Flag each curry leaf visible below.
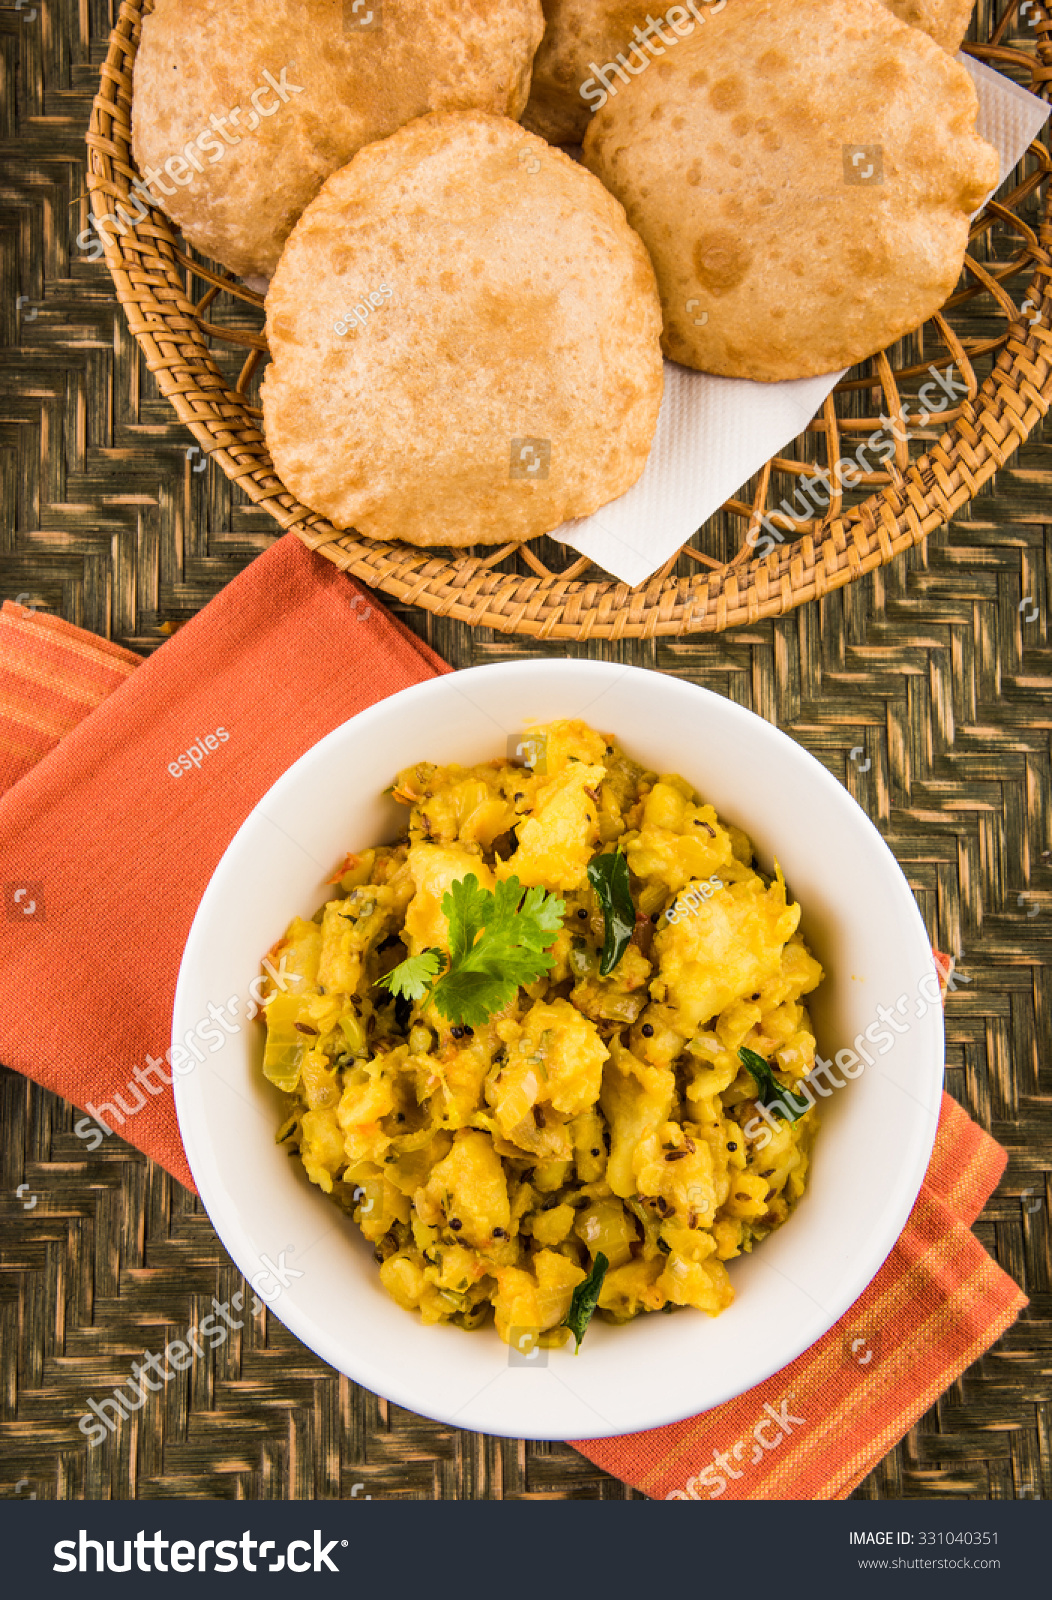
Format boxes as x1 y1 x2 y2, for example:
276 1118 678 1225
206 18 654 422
587 849 635 977
738 1047 811 1122
564 1251 609 1353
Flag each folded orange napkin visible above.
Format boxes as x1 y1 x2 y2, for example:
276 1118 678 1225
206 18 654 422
0 555 1025 1495
0 536 447 1190
573 1093 1026 1498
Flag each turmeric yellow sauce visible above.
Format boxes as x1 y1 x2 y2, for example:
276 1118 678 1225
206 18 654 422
259 719 824 1348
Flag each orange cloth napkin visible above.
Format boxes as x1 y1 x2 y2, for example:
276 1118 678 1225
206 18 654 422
0 551 1025 1495
0 536 447 1191
573 1093 1026 1499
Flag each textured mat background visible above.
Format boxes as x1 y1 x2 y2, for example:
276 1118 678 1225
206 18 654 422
1 0 1050 1500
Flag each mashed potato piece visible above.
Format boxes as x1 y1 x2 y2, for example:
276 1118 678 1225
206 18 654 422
260 721 825 1345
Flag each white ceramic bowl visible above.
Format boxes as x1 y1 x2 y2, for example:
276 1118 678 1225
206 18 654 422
173 661 944 1441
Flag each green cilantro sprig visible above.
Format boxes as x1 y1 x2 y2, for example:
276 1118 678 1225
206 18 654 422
738 1047 812 1122
379 949 444 1002
377 874 565 1029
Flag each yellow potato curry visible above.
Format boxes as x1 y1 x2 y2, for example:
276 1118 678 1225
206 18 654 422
259 719 825 1349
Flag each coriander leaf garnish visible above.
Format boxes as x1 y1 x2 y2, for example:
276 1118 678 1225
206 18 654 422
376 874 565 1029
377 948 445 1003
738 1046 811 1122
587 848 635 976
564 1251 609 1353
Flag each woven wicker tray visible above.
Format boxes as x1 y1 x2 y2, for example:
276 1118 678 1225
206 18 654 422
87 0 1052 639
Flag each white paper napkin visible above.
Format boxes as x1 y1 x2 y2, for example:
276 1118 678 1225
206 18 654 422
558 57 1051 588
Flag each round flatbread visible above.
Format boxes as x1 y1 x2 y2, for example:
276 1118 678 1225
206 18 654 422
582 0 999 382
882 0 975 51
132 0 545 283
522 0 659 147
261 112 665 548
522 0 976 150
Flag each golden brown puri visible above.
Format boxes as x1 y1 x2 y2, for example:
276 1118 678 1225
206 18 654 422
881 0 975 51
522 0 662 147
261 112 665 549
521 0 975 151
582 0 999 383
132 0 545 283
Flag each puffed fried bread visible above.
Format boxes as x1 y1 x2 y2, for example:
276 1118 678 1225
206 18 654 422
261 112 665 547
132 0 545 282
882 0 975 51
582 0 999 382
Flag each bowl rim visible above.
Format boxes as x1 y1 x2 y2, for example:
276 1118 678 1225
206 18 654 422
173 659 944 1439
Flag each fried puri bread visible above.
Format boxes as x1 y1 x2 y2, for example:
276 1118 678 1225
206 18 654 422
882 0 975 51
582 0 999 382
522 0 975 149
522 0 661 147
132 0 545 283
261 112 665 548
